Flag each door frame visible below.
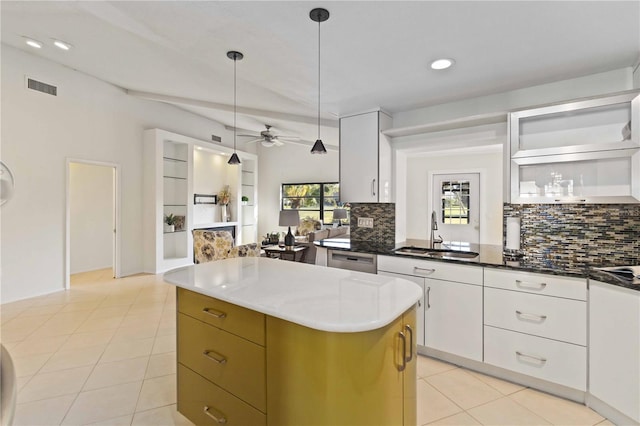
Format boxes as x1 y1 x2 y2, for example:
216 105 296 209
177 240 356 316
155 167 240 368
427 168 487 244
65 158 121 289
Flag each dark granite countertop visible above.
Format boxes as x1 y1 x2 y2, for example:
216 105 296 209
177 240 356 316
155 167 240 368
314 238 639 292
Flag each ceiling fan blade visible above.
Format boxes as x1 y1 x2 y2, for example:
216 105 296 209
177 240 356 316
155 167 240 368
237 134 260 138
244 138 263 144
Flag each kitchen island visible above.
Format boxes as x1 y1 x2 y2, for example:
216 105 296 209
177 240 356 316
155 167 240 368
163 257 422 426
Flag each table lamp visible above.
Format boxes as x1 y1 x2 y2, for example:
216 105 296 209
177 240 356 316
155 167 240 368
333 208 347 226
279 210 300 249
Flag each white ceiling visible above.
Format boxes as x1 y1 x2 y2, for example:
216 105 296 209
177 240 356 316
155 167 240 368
2 1 639 147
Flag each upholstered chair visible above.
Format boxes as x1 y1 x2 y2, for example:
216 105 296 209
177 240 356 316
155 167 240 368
193 230 260 264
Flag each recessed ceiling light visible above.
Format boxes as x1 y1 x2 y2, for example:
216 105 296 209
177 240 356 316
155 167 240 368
25 38 43 49
431 58 455 70
53 40 72 51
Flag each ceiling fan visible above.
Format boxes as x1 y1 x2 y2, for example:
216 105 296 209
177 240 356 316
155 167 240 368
237 125 301 147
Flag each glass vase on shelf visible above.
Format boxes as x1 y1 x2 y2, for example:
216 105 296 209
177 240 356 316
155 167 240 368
221 204 230 222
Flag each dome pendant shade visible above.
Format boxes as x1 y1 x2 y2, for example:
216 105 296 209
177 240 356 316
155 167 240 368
311 139 327 154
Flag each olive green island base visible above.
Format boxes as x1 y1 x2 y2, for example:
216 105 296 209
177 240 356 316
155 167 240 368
176 288 417 426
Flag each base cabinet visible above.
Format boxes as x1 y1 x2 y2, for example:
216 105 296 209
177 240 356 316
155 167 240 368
424 278 483 361
177 288 416 426
377 255 483 362
589 281 640 423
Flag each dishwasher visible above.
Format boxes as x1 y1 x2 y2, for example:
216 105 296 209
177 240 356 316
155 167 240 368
327 249 377 274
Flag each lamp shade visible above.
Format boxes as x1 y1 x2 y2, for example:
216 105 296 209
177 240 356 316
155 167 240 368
279 210 300 227
333 208 347 220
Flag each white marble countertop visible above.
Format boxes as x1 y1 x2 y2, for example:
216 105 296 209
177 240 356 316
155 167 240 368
163 257 422 333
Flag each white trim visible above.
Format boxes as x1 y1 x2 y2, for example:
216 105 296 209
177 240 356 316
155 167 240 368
65 158 121 289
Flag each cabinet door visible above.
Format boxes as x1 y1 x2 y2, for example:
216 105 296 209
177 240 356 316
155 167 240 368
340 112 380 203
378 271 425 346
589 281 640 422
424 278 483 361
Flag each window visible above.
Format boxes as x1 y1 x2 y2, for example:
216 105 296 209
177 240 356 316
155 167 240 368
281 182 343 223
441 180 470 224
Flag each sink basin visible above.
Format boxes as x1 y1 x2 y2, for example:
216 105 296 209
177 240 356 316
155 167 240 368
393 246 479 259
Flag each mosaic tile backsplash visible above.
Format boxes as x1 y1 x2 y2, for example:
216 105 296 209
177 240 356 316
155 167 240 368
504 203 640 270
349 203 396 245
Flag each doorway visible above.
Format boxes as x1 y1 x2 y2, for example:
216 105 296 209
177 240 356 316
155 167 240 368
430 173 480 244
65 159 120 289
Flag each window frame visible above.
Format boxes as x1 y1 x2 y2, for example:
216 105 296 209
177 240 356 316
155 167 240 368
280 182 340 223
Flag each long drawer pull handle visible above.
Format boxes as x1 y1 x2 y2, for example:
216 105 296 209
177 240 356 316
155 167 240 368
426 287 431 309
202 308 227 319
515 310 548 321
203 350 227 364
516 351 547 363
515 280 547 290
404 325 414 363
398 331 407 372
203 406 227 424
414 267 435 275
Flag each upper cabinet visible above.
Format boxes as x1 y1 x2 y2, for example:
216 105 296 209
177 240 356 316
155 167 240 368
508 91 640 203
340 110 393 203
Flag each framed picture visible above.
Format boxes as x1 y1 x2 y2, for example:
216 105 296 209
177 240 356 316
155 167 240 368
173 215 185 231
194 194 217 204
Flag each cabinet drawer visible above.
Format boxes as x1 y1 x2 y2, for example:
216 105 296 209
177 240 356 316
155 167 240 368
177 288 265 345
484 268 586 301
378 255 482 285
484 287 586 346
484 326 586 391
178 313 266 412
178 364 266 426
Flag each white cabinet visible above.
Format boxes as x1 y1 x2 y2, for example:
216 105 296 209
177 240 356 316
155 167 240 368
377 255 483 361
424 277 483 361
483 269 587 391
508 91 640 203
378 271 425 347
339 110 392 203
588 281 640 423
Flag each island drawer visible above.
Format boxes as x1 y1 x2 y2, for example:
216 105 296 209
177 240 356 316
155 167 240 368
178 312 266 412
178 364 266 425
484 269 586 301
484 325 586 391
484 287 586 346
378 255 482 285
177 288 265 346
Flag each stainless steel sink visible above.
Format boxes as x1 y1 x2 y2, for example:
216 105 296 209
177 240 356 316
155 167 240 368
393 246 479 259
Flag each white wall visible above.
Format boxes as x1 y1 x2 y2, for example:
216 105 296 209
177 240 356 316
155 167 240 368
257 144 338 239
1 46 235 303
405 150 503 246
193 150 239 226
70 162 113 274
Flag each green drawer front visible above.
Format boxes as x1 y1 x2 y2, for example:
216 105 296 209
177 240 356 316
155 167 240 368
178 364 266 426
178 312 266 412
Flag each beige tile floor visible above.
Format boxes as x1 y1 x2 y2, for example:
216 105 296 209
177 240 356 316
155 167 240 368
0 269 611 426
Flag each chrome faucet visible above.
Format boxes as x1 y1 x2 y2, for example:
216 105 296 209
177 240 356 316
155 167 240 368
430 210 443 249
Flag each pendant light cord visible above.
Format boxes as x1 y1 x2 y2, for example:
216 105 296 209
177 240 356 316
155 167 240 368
317 19 321 140
233 56 237 152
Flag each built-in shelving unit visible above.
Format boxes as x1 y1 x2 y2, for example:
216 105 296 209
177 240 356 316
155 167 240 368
143 129 258 273
240 160 258 245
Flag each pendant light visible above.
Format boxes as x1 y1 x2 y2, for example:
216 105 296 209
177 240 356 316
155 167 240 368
310 8 329 155
227 50 243 165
